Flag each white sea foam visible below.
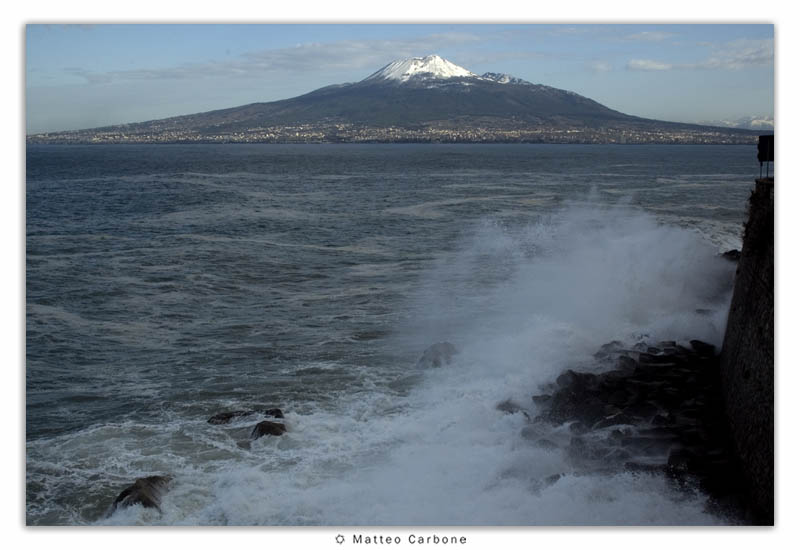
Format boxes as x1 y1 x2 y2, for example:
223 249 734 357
69 203 736 526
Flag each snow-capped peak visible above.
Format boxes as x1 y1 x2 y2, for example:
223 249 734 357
481 72 529 85
363 55 478 83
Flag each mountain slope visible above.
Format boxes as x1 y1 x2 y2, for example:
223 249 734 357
27 54 763 144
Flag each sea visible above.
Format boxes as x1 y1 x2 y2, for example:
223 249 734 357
26 143 757 526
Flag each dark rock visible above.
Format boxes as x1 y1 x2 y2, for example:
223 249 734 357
530 334 754 522
608 389 630 407
263 408 285 419
667 448 696 472
651 413 674 426
569 421 590 435
109 475 172 514
593 340 624 359
544 473 563 486
556 370 578 388
605 448 633 461
251 420 287 439
721 249 741 262
208 408 284 425
496 399 530 419
531 394 552 406
638 353 679 365
592 412 636 430
556 370 597 390
607 428 633 441
689 340 716 357
623 402 659 419
548 392 605 425
416 342 457 368
616 355 638 371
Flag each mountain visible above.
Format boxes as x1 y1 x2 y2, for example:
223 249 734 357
27 54 764 145
698 115 774 131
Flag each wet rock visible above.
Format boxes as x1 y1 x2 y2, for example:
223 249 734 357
496 399 530 419
651 413 674 426
547 391 605 425
531 394 552 406
416 342 457 368
208 408 284 425
592 412 636 430
109 475 172 514
632 342 650 352
608 389 630 407
623 402 659 419
616 355 638 371
689 340 716 357
593 340 624 359
544 473 563 486
722 249 741 262
556 370 597 390
605 448 633 461
251 420 287 439
638 353 679 365
569 421 590 435
531 338 751 521
667 448 696 472
607 428 633 441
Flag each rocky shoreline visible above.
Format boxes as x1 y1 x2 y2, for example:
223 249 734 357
509 338 754 523
108 329 755 524
107 336 753 522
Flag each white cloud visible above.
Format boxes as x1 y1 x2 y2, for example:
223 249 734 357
63 32 485 85
699 38 773 70
624 31 675 42
626 38 773 72
589 60 613 73
626 59 672 71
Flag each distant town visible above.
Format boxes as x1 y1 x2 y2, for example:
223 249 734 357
27 122 759 145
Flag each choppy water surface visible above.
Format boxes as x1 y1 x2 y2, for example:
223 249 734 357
26 144 755 525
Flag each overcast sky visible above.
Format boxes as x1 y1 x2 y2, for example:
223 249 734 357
25 23 774 133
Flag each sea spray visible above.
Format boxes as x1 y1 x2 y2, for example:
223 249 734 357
92 203 734 525
27 144 752 525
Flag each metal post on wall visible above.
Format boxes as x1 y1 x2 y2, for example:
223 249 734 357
758 135 774 179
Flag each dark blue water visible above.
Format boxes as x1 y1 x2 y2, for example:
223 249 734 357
26 144 755 525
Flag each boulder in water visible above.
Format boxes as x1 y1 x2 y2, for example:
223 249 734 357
208 408 284 425
496 399 530 419
109 475 171 514
416 342 457 368
593 340 625 360
251 420 287 439
721 249 741 262
689 339 716 357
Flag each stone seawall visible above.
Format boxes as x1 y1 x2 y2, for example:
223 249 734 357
720 178 774 524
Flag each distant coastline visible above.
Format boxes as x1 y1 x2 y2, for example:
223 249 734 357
26 125 762 146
